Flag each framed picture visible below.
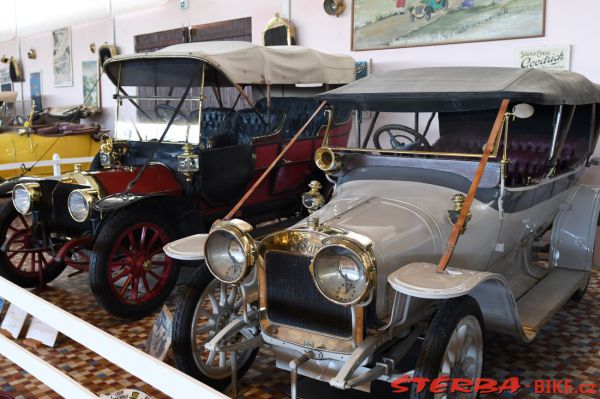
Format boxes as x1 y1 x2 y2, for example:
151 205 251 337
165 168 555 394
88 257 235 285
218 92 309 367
0 68 10 86
352 0 546 50
29 72 43 111
1 83 12 92
52 27 73 87
82 60 99 107
355 59 371 80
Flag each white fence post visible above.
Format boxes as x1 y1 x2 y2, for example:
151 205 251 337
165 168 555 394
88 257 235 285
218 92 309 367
52 153 61 176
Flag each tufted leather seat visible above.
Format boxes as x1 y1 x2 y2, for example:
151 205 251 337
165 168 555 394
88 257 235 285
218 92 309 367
233 109 285 144
257 98 352 140
432 132 588 186
196 108 235 148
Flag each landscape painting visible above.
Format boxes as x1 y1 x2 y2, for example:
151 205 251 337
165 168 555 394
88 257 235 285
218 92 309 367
352 0 545 50
52 27 72 87
82 60 99 107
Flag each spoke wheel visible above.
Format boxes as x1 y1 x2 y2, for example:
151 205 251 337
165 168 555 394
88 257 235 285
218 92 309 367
173 265 258 390
108 222 173 304
90 207 180 319
411 296 484 399
63 244 92 270
0 202 66 287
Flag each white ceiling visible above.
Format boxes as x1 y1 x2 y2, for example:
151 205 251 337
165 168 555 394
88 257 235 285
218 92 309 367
0 0 170 41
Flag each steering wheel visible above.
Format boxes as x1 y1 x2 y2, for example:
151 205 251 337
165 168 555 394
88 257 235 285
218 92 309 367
373 124 431 151
154 104 189 124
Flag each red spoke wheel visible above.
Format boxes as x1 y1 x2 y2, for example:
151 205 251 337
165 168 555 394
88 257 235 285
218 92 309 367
89 206 180 319
0 202 66 288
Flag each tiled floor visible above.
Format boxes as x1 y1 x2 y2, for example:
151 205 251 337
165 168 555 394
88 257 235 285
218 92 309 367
0 268 598 399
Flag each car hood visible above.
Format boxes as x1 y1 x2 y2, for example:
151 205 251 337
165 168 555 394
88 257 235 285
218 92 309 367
295 193 443 318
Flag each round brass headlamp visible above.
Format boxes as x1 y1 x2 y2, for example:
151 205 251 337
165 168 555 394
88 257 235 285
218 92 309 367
310 237 376 306
68 189 98 222
315 147 342 173
204 219 256 284
12 182 41 214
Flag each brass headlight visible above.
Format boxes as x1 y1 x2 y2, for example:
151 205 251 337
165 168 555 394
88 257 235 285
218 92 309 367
68 189 98 222
310 236 376 306
12 182 41 214
204 219 256 284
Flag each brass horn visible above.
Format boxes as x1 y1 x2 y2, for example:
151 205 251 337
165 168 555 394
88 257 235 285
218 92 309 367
315 147 342 173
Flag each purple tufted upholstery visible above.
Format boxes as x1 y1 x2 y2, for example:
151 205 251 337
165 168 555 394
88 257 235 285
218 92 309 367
432 133 588 186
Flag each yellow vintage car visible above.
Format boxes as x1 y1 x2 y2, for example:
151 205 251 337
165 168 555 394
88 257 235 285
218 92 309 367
0 94 101 179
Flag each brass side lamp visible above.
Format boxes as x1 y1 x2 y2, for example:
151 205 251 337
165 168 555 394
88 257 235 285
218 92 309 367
177 143 199 181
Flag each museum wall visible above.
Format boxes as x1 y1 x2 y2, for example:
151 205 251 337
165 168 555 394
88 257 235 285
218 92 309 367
0 0 598 163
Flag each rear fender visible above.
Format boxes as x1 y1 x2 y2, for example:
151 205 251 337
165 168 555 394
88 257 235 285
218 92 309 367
388 262 529 341
550 184 600 271
95 194 206 239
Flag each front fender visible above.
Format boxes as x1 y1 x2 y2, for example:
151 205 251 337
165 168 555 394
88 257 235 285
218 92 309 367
94 194 206 239
93 193 154 212
388 262 530 341
0 176 52 198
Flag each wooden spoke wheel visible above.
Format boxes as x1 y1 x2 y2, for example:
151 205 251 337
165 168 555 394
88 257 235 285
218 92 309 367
0 203 66 288
89 207 180 319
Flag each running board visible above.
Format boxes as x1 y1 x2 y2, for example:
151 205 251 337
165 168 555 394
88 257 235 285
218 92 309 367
516 268 587 340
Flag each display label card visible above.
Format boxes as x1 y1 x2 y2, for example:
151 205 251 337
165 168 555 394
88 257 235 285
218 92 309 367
25 316 59 347
146 305 173 361
517 45 571 71
0 303 28 338
100 389 151 399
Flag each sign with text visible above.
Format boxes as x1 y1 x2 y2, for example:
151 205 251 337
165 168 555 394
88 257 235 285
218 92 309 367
1 303 27 338
518 45 571 71
25 317 59 347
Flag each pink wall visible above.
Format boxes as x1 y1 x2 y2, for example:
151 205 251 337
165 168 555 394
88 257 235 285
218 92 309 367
0 0 598 155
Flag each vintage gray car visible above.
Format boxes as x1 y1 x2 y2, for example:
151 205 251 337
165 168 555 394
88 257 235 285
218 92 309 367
164 67 600 398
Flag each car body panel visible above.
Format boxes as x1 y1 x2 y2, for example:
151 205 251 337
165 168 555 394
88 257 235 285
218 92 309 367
0 130 100 179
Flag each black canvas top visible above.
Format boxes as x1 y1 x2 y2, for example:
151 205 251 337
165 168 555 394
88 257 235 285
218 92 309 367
318 67 600 112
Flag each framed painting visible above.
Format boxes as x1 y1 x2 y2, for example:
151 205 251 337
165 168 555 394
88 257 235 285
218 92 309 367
52 27 73 87
352 0 546 50
29 72 42 111
82 60 99 107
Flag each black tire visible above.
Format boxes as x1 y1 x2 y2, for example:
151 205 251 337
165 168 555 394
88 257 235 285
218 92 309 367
0 202 66 287
571 275 589 301
89 206 181 319
172 265 258 390
411 296 484 399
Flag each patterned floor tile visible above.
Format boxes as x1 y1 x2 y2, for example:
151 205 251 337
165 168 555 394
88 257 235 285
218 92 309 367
0 268 597 399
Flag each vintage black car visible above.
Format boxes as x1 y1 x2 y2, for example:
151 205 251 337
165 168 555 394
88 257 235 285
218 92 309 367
0 41 354 319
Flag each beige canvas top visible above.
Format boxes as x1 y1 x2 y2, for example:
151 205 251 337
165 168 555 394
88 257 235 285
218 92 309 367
0 91 18 103
105 41 355 86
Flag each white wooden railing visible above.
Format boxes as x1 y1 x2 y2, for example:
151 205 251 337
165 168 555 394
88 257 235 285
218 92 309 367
0 276 228 399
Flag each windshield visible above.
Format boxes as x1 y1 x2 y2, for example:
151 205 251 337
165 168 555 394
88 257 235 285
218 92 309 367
339 106 554 159
115 85 203 144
